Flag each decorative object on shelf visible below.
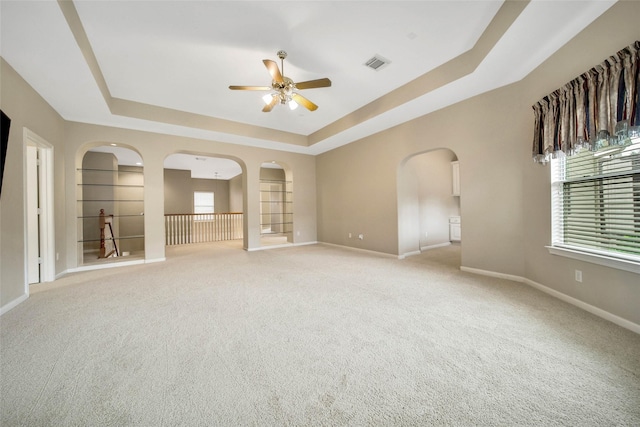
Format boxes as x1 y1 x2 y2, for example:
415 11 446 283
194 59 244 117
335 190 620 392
229 50 331 112
98 209 119 258
532 40 639 164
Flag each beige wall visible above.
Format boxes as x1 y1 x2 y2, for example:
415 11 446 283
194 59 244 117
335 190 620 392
192 178 230 213
0 58 66 311
318 81 527 269
164 168 232 214
229 175 243 212
316 1 640 325
317 138 403 254
260 167 285 181
164 169 192 214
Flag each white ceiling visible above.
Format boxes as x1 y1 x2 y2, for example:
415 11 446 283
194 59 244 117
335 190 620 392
0 0 616 178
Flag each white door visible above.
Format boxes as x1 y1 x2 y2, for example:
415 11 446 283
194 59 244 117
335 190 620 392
26 145 40 284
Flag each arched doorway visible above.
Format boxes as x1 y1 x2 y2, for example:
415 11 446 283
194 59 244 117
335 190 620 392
163 153 245 249
398 148 461 259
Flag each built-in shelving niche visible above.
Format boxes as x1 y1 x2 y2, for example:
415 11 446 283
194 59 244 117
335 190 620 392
259 163 293 246
77 150 145 266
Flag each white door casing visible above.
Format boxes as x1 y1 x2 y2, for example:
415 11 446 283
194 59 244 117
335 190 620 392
23 128 55 292
26 145 40 283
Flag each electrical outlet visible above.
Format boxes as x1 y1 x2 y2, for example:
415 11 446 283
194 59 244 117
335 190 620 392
575 270 582 282
348 233 352 238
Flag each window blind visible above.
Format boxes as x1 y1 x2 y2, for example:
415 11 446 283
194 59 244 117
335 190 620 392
194 191 214 214
552 148 640 258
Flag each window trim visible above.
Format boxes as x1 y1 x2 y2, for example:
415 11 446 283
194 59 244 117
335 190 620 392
549 153 640 275
193 191 214 214
546 245 640 274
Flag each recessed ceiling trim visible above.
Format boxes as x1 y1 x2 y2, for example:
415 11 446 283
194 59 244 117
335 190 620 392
57 0 112 104
41 0 615 158
57 0 307 147
109 97 307 146
308 0 530 146
55 0 522 151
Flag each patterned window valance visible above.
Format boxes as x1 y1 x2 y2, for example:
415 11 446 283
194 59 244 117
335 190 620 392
532 41 639 163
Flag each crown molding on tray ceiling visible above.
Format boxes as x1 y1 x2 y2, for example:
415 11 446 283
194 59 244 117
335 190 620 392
57 0 527 154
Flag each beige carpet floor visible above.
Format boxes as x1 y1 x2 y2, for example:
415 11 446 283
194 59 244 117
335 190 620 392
1 242 639 426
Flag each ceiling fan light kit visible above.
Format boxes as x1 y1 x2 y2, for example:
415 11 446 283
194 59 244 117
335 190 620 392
229 50 331 112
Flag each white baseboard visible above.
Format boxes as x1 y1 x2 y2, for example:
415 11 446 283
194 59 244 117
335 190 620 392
294 241 318 247
522 277 640 335
460 266 640 335
319 242 397 258
400 242 453 259
420 242 452 252
460 266 523 283
398 250 421 260
67 259 146 273
0 293 29 316
66 256 167 273
51 256 166 278
247 241 318 252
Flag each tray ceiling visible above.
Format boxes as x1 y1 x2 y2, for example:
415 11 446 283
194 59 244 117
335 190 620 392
1 1 616 157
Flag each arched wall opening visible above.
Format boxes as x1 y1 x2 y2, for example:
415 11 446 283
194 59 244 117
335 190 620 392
398 148 461 259
163 152 246 249
76 143 145 266
259 161 293 247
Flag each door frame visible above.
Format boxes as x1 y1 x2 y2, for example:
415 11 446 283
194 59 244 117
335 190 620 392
23 128 55 292
26 145 40 283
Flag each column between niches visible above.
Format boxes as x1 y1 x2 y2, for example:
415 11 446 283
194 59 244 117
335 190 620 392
142 156 166 262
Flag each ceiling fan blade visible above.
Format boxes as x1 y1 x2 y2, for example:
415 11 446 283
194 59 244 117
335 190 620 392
262 95 279 112
292 93 318 111
263 59 284 84
229 85 271 91
295 78 332 90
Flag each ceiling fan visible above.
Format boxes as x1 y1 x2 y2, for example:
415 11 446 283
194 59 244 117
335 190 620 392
229 50 331 112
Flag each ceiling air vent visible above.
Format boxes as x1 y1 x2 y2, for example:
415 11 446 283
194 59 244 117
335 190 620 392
364 55 390 71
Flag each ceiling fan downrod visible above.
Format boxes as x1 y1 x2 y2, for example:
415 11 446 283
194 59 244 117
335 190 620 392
277 50 287 77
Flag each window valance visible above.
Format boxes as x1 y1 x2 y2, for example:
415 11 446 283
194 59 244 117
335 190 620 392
532 41 639 164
